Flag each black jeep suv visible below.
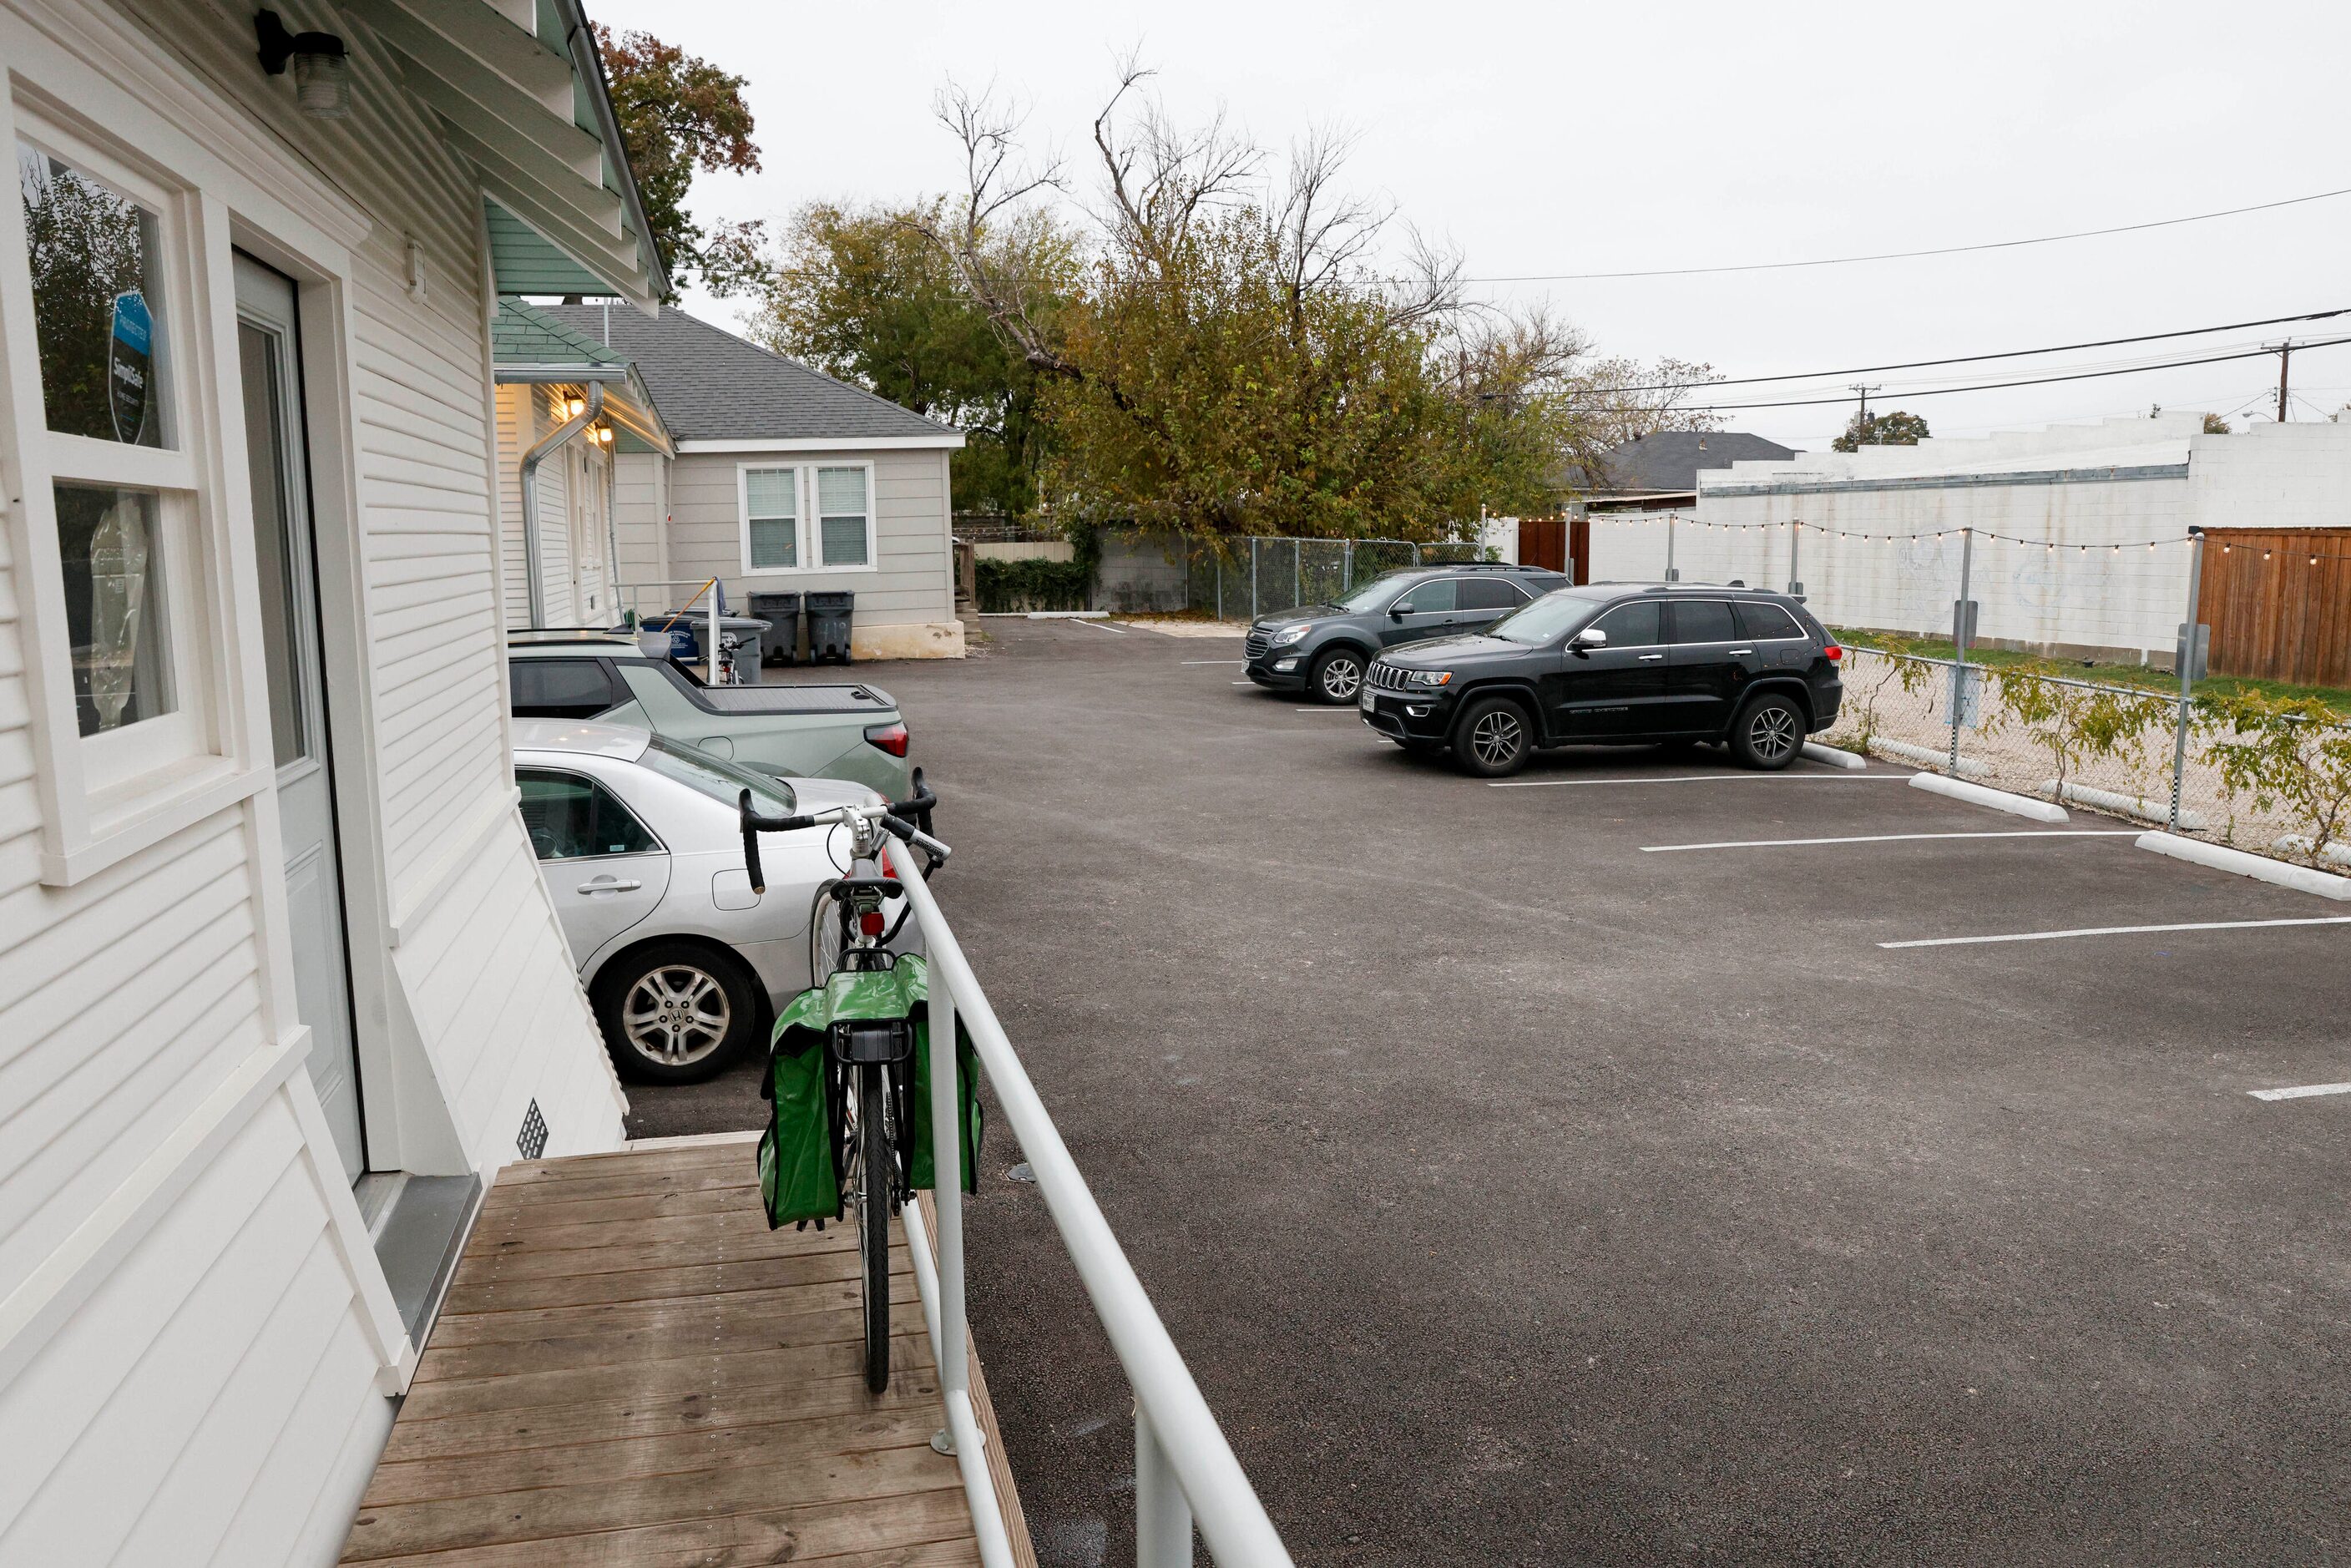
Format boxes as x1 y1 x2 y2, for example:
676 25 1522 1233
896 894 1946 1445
1244 562 1570 704
1358 584 1844 776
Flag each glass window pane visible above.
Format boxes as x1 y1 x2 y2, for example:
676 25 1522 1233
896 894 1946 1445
749 517 797 569
820 514 868 566
18 143 170 447
509 658 617 717
518 771 596 859
1736 600 1805 640
816 466 867 517
239 322 305 768
1591 600 1660 645
1394 579 1455 614
745 468 795 519
55 483 174 736
1669 599 1737 644
1457 578 1526 611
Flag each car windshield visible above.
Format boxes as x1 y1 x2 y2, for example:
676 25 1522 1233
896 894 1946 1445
1488 590 1607 645
640 734 796 817
1336 572 1417 613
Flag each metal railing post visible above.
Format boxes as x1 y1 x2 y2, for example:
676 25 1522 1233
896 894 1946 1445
1342 538 1353 592
1136 1406 1195 1568
931 981 968 1400
1292 539 1302 609
2170 529 2207 831
1949 526 1974 775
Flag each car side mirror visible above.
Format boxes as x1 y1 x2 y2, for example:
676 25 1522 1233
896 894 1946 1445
1571 626 1607 649
1388 604 1410 620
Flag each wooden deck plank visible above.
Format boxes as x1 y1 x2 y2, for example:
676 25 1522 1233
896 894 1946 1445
344 1147 1001 1567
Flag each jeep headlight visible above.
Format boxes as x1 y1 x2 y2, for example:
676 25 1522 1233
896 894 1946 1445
1270 624 1312 646
1407 670 1454 686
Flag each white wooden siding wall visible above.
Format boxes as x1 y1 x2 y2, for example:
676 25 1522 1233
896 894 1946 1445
613 448 667 599
0 0 626 1560
666 448 952 624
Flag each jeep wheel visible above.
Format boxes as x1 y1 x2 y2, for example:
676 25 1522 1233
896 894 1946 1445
1452 695 1532 777
1730 693 1804 771
1309 647 1366 705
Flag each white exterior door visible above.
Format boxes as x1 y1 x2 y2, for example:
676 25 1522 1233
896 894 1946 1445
235 254 365 1183
573 442 609 624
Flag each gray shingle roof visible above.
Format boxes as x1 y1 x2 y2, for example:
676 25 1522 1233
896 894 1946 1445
493 299 624 367
1600 431 1795 493
538 303 957 444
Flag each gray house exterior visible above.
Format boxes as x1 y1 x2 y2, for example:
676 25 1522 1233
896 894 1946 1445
542 305 966 659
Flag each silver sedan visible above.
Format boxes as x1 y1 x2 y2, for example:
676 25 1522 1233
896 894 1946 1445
513 718 897 1081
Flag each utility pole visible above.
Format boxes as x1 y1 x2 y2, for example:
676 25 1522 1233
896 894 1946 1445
1849 383 1883 444
2273 341 2294 423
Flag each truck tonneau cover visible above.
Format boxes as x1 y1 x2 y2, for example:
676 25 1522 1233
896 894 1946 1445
690 682 897 716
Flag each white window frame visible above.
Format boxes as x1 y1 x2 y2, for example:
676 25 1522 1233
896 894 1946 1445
0 101 251 883
736 458 877 576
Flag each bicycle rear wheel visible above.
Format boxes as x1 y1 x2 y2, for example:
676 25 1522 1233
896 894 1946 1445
855 1060 891 1393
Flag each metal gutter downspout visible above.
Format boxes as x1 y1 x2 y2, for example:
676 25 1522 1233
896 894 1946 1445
520 382 600 629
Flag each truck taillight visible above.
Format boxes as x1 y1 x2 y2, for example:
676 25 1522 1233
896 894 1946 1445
863 721 908 756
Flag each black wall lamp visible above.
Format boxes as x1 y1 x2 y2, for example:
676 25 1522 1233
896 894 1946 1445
255 10 351 119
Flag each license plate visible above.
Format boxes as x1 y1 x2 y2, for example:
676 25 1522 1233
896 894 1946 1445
1358 690 1374 712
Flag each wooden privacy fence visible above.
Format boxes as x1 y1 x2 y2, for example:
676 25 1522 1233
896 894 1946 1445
2198 528 2351 687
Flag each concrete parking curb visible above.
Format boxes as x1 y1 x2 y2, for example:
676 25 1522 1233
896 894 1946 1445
1801 742 1866 770
1909 771 2070 823
2136 831 2351 901
1871 738 1990 778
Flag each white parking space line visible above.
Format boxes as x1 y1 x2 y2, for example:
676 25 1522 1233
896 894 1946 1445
1882 915 2351 949
1642 830 2142 853
1489 772 1913 788
2248 1081 2351 1101
1183 659 1246 665
1069 618 1126 634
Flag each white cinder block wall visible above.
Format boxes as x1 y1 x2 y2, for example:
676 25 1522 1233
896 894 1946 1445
1587 415 2351 660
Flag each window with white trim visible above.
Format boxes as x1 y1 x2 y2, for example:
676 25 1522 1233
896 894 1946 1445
743 465 796 569
738 461 876 574
11 125 215 797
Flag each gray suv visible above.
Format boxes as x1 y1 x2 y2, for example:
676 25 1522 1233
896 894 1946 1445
1243 562 1570 703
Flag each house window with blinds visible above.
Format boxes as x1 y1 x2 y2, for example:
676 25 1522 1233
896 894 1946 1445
742 466 797 570
816 466 872 567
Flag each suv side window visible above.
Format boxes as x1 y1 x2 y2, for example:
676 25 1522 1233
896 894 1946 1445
1667 600 1737 644
1392 579 1456 615
1735 600 1806 640
511 658 619 719
1589 600 1661 646
518 769 660 860
1457 578 1530 612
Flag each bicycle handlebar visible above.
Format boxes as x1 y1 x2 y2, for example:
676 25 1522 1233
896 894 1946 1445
739 773 948 894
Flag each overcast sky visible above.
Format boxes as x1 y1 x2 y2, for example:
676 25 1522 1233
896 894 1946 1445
591 0 2351 452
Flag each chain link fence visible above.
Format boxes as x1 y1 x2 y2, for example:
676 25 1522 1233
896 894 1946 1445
1822 648 2351 869
1181 536 1492 620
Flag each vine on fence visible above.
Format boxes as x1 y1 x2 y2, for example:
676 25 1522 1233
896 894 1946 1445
1839 640 1934 752
974 527 1101 612
1992 665 2175 794
2197 693 2351 866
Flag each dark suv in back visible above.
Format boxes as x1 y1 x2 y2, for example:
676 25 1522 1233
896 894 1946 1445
1243 561 1570 703
1358 584 1844 776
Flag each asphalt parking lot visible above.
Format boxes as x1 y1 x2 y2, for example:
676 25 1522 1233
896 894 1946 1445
630 617 2351 1566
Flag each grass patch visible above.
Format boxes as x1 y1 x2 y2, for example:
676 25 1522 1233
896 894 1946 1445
1833 629 2351 716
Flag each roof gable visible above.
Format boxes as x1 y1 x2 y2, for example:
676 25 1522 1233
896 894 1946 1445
538 304 961 445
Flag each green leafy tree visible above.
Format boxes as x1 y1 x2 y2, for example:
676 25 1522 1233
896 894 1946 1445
595 26 764 298
1832 408 1929 453
909 68 1575 542
752 200 1076 513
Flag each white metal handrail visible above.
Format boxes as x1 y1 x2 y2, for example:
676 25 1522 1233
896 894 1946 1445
882 841 1295 1568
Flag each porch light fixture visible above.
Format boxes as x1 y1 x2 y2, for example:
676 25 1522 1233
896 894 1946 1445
565 395 586 418
255 10 351 119
595 424 615 445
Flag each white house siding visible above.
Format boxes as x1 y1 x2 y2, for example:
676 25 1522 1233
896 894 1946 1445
495 382 614 631
1588 415 2351 660
613 447 669 599
666 448 958 650
0 1 628 1562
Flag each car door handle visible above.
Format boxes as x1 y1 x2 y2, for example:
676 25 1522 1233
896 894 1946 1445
1727 647 1754 656
577 878 642 893
1638 653 1665 662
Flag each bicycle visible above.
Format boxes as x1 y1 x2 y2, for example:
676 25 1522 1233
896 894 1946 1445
741 774 952 1393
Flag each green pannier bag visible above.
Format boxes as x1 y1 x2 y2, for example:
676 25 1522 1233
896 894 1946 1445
757 952 982 1229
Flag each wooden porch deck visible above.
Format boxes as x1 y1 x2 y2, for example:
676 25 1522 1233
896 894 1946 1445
339 1136 1031 1567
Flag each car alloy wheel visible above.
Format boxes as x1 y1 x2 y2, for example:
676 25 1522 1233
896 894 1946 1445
1470 707 1524 768
1316 650 1364 703
1746 702 1800 764
621 963 732 1067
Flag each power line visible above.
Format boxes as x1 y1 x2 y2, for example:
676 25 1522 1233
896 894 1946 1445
1672 334 2351 412
1458 185 2351 284
1593 306 2351 394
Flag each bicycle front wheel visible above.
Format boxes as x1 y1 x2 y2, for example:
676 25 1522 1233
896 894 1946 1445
855 1060 892 1393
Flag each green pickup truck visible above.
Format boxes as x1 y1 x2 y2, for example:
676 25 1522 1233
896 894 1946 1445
504 630 912 797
